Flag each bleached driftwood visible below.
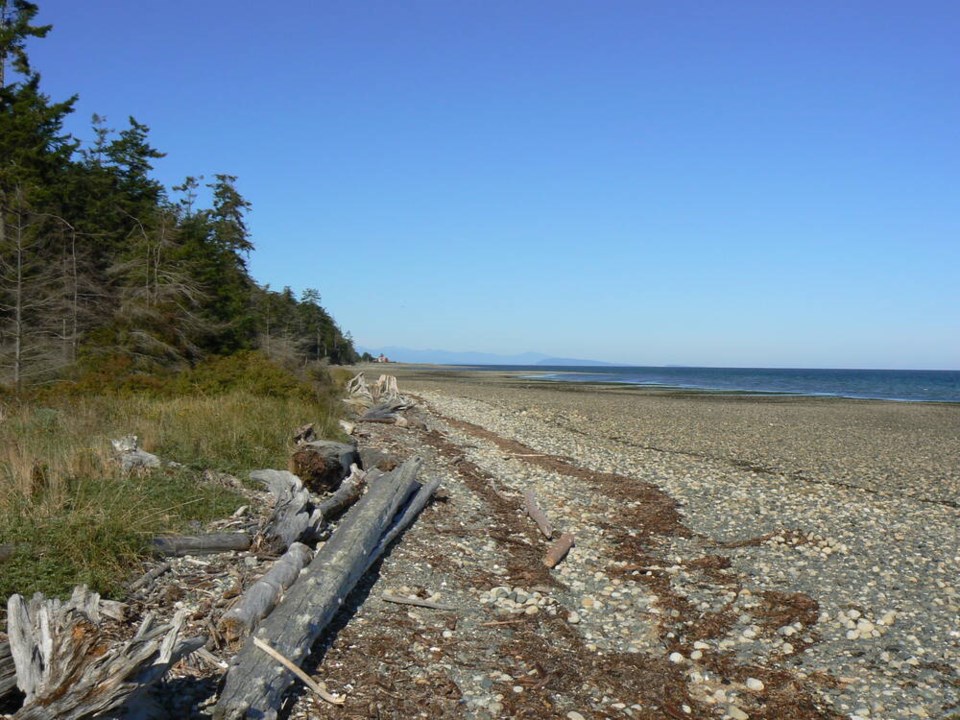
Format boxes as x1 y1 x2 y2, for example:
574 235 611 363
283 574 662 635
255 464 367 553
345 372 371 400
288 440 359 493
543 532 575 568
359 399 413 424
371 374 400 402
523 490 554 539
151 532 252 556
315 464 367 522
111 435 162 472
7 586 203 719
213 458 438 720
252 469 315 553
218 542 313 646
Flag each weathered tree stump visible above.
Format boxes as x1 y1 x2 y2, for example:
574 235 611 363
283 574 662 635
6 586 203 719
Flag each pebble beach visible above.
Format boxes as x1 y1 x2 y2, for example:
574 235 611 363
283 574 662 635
386 365 960 719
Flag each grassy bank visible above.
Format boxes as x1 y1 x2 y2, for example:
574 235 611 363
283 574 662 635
0 354 348 603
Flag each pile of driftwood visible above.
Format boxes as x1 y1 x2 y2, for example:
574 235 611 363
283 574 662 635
0 376 440 719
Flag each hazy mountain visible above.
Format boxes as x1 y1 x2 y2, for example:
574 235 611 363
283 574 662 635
358 346 612 366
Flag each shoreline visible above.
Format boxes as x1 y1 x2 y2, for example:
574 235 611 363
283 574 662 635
368 362 960 406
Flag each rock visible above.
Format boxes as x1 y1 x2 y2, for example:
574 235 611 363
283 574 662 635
567 712 586 720
567 611 581 624
746 677 764 692
728 705 750 720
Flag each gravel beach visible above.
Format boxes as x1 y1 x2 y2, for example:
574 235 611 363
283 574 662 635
99 364 958 719
379 364 960 719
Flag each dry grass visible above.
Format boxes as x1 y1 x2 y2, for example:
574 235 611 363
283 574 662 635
0 377 346 604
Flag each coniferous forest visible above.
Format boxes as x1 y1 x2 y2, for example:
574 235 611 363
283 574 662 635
0 1 358 394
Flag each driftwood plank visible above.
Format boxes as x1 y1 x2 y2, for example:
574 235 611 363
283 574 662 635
213 458 428 720
218 542 314 646
523 489 554 539
151 532 252 556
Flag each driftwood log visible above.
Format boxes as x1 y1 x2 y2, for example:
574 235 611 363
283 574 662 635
6 586 203 719
543 532 575 568
359 399 412 424
213 458 437 720
523 490 554 539
255 464 366 553
288 440 359 493
218 542 313 646
252 469 315 552
151 532 252 557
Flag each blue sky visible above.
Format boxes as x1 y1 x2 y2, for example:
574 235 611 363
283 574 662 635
28 1 960 369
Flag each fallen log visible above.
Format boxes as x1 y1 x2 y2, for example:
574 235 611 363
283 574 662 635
523 489 554 539
213 457 434 720
151 532 252 556
288 440 359 493
315 465 367 522
218 542 314 646
359 399 412 424
7 586 203 719
543 532 575 568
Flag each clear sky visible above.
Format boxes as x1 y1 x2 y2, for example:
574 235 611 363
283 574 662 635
27 1 960 369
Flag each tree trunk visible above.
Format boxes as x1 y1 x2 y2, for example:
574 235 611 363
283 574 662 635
151 532 252 556
213 458 431 720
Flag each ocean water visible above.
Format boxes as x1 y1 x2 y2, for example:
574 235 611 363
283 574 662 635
483 366 960 404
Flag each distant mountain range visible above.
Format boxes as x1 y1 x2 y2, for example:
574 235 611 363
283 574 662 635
357 346 614 367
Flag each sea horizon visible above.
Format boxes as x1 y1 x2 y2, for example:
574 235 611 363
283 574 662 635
452 365 960 404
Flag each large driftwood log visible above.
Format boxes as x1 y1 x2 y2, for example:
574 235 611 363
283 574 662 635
151 532 252 556
7 586 203 720
288 440 359 493
213 458 435 720
0 641 17 703
523 490 554 539
359 399 412 424
218 542 313 646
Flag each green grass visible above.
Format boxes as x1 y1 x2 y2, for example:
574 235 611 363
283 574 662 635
0 352 350 605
